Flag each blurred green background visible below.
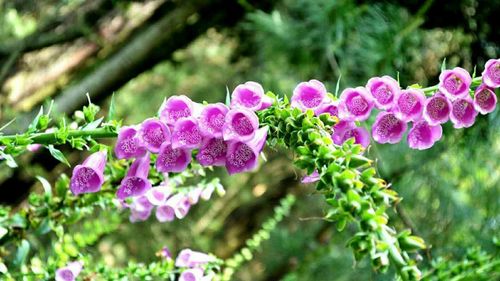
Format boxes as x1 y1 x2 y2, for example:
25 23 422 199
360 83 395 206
0 0 499 280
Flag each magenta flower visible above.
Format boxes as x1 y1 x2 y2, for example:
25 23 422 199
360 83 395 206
55 261 83 281
439 67 472 100
160 246 173 260
473 85 497 115
231 81 273 110
159 95 194 125
198 103 229 138
371 111 407 144
339 87 374 121
482 59 500 88
145 184 172 206
331 120 355 145
140 118 171 153
222 108 259 142
301 170 320 183
225 127 267 175
450 97 478 128
366 75 400 110
196 138 228 167
115 126 147 159
291 79 328 111
156 143 192 173
394 89 425 122
171 117 203 149
423 93 452 125
314 100 339 117
129 196 154 222
70 151 107 195
164 193 191 219
175 249 215 268
179 268 204 281
407 121 442 150
340 126 370 148
117 153 152 199
155 204 175 222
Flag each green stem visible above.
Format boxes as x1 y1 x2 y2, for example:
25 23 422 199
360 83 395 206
0 128 117 145
420 76 482 95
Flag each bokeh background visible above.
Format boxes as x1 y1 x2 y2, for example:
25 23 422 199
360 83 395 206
0 0 499 280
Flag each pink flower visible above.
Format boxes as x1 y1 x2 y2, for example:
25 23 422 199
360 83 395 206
407 121 442 150
198 103 229 138
225 127 267 175
450 97 478 128
393 89 425 122
55 261 83 281
114 126 147 159
139 118 171 153
117 153 152 199
156 143 192 173
439 67 472 100
339 87 374 121
159 95 195 125
231 81 272 110
291 79 328 111
423 93 452 125
482 59 500 88
171 117 203 149
473 85 497 115
366 76 400 110
223 108 260 142
196 137 228 167
175 249 215 268
70 151 107 195
371 111 407 144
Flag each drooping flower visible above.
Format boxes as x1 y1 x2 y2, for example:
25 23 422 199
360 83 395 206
159 95 194 125
222 108 259 142
450 97 478 128
439 67 472 100
371 111 407 144
340 126 371 148
198 103 229 138
225 127 267 175
423 92 452 125
394 89 425 122
139 118 171 153
156 143 192 173
196 137 228 167
70 151 107 195
188 187 203 204
331 120 355 145
117 153 152 199
482 59 500 88
129 195 154 222
407 121 443 150
301 170 320 183
55 261 83 281
115 126 147 159
200 185 215 201
175 249 215 268
314 100 339 117
366 75 400 110
171 117 203 149
145 184 172 205
473 85 497 115
231 81 273 111
179 268 204 281
338 87 374 121
155 204 175 222
291 79 328 111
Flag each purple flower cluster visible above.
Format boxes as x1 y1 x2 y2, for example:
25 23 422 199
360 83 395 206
70 82 271 222
292 61 498 151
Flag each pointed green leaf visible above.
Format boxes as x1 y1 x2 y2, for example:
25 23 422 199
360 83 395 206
441 57 447 72
0 117 16 132
28 106 44 132
107 93 116 121
36 176 52 199
335 73 342 97
82 117 104 130
225 86 231 106
13 240 30 267
0 151 17 168
47 145 70 167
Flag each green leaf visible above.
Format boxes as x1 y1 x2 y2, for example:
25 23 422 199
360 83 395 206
225 86 231 106
441 57 447 72
335 73 342 97
28 106 44 132
47 145 70 167
13 240 30 267
107 93 116 121
82 117 104 130
36 176 52 199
